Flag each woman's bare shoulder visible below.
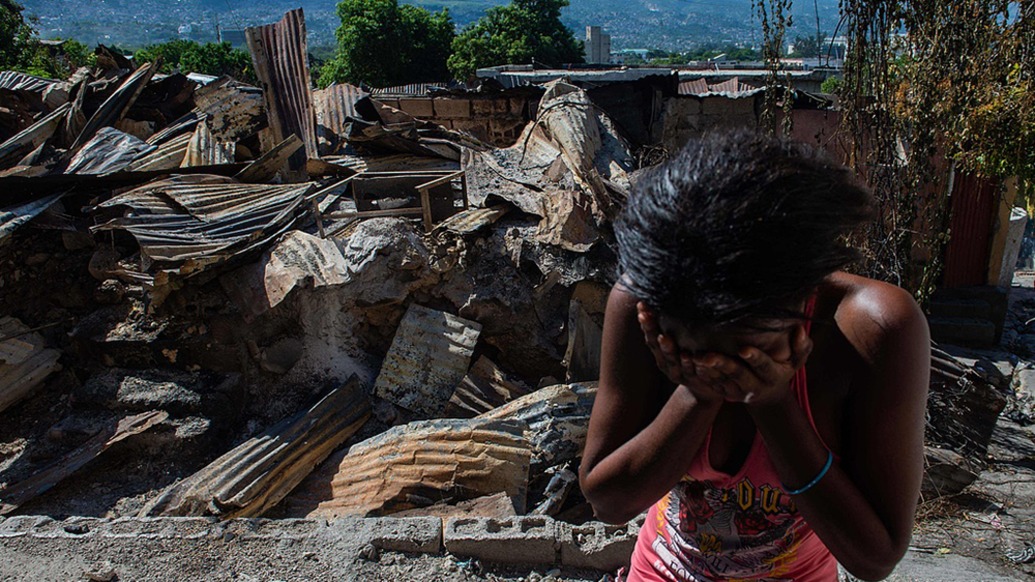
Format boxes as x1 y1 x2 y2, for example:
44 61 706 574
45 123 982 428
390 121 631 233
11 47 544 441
826 272 930 365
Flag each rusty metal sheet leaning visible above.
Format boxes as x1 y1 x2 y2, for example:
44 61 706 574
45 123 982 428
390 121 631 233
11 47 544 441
246 9 317 171
313 83 368 155
0 103 71 170
373 304 482 419
220 230 349 320
298 417 531 518
139 377 370 519
0 410 166 516
0 193 63 242
64 126 156 175
70 61 159 152
478 382 597 473
444 355 533 418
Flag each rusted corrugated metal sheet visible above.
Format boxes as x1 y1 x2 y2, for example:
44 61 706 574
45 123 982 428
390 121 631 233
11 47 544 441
125 132 192 172
371 82 449 96
192 77 266 142
70 61 159 152
0 102 71 169
313 83 367 155
297 417 531 518
323 153 459 174
91 174 316 271
479 382 597 473
0 193 63 241
246 9 317 170
433 205 510 236
65 127 156 175
943 172 1000 287
444 354 531 417
181 122 233 167
373 304 482 418
0 71 69 109
678 76 758 97
140 377 370 519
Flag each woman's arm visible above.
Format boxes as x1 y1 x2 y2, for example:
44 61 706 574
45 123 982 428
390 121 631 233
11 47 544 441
748 282 930 581
579 284 723 524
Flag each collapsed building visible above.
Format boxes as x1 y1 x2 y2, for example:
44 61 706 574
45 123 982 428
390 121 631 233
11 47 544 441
0 8 1023 575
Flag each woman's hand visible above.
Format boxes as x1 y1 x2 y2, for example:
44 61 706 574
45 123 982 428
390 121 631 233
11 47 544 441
694 324 813 406
637 301 812 405
637 302 725 404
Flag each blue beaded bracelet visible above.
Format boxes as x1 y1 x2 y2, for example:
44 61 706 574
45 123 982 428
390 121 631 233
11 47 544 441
783 450 834 495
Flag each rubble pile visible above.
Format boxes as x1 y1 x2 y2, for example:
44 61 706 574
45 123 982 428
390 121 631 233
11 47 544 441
0 7 1020 550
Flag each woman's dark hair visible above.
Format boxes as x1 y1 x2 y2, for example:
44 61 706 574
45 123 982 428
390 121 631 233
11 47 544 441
616 128 873 326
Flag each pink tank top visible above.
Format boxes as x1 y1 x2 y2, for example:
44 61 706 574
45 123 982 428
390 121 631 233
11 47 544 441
628 299 838 582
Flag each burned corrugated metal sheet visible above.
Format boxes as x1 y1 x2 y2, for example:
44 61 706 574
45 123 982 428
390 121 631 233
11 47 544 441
181 122 233 168
65 127 156 175
0 103 71 170
140 377 370 519
91 175 317 282
298 417 531 518
478 382 597 473
0 71 69 109
373 304 482 418
323 153 459 174
444 355 532 417
192 77 267 142
235 134 302 183
0 316 63 415
0 193 63 242
70 61 159 152
246 9 317 171
678 76 758 97
433 205 510 236
313 83 368 155
125 132 191 172
371 82 449 96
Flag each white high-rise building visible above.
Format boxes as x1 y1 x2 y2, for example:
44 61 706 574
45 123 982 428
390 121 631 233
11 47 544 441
585 26 612 64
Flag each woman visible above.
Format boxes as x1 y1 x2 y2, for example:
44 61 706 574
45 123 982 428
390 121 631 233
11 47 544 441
579 130 930 581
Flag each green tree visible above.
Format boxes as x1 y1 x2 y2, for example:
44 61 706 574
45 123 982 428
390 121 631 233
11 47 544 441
320 0 454 88
0 0 44 72
790 33 825 58
134 40 254 83
448 0 584 81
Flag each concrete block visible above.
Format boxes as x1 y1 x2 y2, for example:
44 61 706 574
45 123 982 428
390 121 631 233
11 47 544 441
433 98 472 119
398 98 435 119
443 515 558 564
367 517 442 553
0 516 54 538
559 521 636 571
472 99 496 116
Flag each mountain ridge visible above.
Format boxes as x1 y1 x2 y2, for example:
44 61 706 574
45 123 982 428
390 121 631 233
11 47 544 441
20 0 842 53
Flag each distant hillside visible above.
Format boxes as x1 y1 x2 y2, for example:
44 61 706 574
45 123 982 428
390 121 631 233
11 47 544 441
21 0 842 53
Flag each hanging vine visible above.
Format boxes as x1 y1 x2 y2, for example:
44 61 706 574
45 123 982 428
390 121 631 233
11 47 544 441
836 0 1033 300
753 0 794 133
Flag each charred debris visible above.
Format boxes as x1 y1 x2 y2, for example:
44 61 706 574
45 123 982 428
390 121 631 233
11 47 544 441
0 9 1013 526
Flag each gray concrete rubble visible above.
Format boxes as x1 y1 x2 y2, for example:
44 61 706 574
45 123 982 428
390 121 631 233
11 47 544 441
0 6 1033 581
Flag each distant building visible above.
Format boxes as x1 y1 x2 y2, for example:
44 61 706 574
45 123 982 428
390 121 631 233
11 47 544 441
221 29 247 48
585 26 611 64
178 24 193 38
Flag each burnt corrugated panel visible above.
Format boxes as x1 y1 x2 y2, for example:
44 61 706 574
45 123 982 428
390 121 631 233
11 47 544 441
126 132 192 172
0 103 71 170
246 9 317 169
373 304 482 418
192 78 266 142
65 127 156 175
181 122 233 168
70 61 159 152
313 83 367 132
0 71 68 109
0 193 63 242
478 382 596 473
140 377 370 518
296 417 531 518
372 82 449 96
92 175 315 266
678 78 710 95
